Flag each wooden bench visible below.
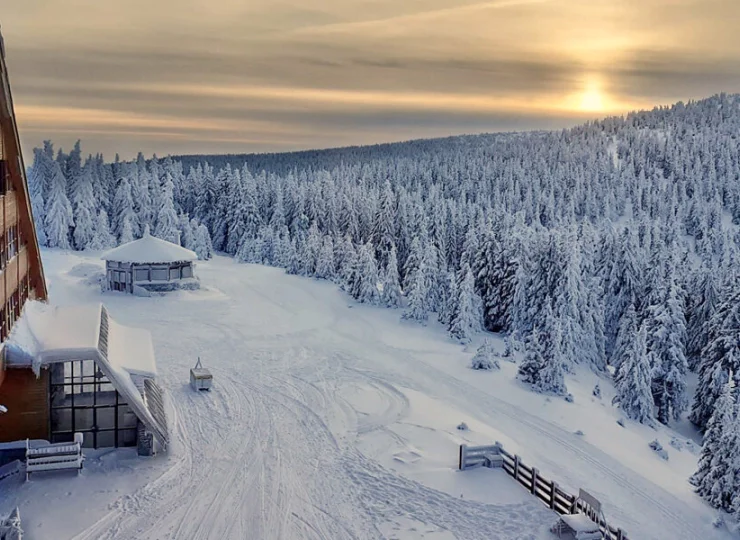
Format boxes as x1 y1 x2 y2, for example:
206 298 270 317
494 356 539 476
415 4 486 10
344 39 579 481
26 433 84 481
551 513 603 539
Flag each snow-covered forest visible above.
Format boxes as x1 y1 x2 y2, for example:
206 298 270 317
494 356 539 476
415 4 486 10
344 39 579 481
28 94 740 517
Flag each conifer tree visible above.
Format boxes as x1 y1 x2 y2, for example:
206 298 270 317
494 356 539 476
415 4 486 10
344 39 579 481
448 263 483 344
315 236 336 280
403 256 431 324
380 244 402 308
27 156 47 246
613 324 654 424
470 339 500 370
112 174 137 242
155 179 180 244
645 278 689 424
690 285 740 430
71 167 96 250
690 383 738 511
44 161 74 249
86 210 116 251
350 242 380 304
193 223 214 260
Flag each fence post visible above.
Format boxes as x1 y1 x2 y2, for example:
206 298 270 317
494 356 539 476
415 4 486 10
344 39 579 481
513 455 520 481
459 445 467 470
531 467 538 495
617 529 624 540
550 481 557 510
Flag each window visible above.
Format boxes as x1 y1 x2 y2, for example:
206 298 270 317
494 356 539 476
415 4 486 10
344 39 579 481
151 268 168 281
134 269 149 282
182 264 193 278
49 360 138 448
7 226 17 260
0 232 5 270
169 267 180 280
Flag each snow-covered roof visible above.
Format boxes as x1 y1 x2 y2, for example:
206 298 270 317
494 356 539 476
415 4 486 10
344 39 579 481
101 231 197 264
5 301 166 445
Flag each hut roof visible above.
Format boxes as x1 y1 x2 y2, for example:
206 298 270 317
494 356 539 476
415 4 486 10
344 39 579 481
101 231 197 264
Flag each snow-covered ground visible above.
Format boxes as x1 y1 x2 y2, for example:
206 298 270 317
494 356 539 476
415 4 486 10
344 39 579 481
0 250 732 540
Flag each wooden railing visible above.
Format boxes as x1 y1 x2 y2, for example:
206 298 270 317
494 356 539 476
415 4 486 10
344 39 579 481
459 443 628 540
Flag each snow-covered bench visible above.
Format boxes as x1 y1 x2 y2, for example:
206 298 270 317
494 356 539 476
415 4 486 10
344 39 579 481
25 434 84 481
551 512 603 539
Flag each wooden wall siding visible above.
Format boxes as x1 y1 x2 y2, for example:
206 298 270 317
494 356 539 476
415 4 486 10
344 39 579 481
0 367 49 442
4 255 17 298
0 30 47 304
2 190 16 229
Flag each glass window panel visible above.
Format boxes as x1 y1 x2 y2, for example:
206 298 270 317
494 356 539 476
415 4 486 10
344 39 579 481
96 431 116 448
80 360 96 378
82 432 95 449
169 267 179 280
118 405 138 428
50 385 70 408
73 391 94 407
182 265 193 278
118 429 137 447
135 269 149 281
51 408 72 432
74 408 95 430
151 269 168 280
51 433 74 444
96 407 116 429
96 390 117 406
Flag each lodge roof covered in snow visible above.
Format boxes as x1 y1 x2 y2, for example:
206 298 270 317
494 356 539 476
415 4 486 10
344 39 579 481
102 231 197 264
4 301 167 446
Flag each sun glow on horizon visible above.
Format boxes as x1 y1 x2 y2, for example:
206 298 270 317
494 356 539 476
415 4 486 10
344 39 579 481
577 78 606 112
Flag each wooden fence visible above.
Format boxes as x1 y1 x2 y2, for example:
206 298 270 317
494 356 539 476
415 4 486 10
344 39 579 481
459 443 628 540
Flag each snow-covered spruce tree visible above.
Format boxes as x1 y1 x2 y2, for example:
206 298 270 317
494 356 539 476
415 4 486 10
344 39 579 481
155 179 180 244
518 305 567 395
349 242 380 304
336 235 357 287
686 268 719 370
27 150 48 246
44 161 74 249
315 236 335 280
403 255 431 324
690 383 738 511
470 339 500 371
112 174 137 242
473 227 518 333
380 244 402 308
179 214 195 249
86 209 116 251
71 167 96 250
437 271 457 327
612 299 638 374
604 227 644 362
191 221 213 260
119 216 135 245
690 284 740 430
612 324 654 424
235 232 259 264
644 277 689 425
448 263 483 344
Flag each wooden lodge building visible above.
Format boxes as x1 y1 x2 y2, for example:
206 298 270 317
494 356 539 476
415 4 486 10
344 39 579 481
0 28 49 443
0 28 168 456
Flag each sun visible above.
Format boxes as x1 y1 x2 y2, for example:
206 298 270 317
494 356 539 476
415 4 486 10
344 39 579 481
579 86 605 112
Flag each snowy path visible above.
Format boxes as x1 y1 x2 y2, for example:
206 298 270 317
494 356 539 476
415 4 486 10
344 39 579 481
1 251 730 540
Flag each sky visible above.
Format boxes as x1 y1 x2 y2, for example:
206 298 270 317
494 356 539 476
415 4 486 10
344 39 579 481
3 0 740 160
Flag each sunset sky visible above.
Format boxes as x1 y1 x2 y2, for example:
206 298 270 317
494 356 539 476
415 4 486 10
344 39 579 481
3 0 740 159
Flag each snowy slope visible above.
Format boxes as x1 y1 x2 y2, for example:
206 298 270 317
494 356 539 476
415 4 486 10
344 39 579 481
0 250 732 540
